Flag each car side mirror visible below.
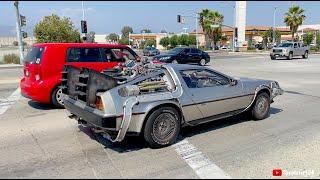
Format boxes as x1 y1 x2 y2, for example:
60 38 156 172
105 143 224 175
230 79 237 86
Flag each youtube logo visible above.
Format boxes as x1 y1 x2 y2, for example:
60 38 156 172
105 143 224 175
273 169 282 176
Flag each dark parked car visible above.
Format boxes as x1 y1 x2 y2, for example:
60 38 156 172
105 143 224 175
152 47 210 66
143 47 160 56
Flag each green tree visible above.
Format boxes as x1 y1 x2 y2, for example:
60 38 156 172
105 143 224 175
140 39 156 49
178 34 189 46
141 28 151 33
159 36 170 49
169 35 179 48
199 9 224 49
284 5 306 40
121 26 133 39
188 35 197 45
34 14 81 43
118 38 129 45
106 33 119 42
316 32 320 47
261 28 281 49
303 32 314 45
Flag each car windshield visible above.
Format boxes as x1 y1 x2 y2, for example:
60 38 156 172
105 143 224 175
168 48 184 54
278 43 293 47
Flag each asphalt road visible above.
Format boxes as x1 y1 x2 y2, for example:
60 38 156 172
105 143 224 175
0 54 320 178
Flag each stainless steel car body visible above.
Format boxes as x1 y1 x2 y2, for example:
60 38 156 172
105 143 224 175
64 64 283 142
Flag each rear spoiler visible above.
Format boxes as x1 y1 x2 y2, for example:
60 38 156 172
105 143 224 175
61 65 119 108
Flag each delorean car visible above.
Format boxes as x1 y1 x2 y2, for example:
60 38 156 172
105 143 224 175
62 63 283 148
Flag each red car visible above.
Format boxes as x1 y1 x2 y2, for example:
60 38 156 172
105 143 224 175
20 43 140 108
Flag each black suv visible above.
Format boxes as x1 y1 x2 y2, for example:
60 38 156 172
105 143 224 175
152 47 210 66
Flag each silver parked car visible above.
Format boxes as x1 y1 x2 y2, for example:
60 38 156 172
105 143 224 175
270 41 310 60
63 64 283 148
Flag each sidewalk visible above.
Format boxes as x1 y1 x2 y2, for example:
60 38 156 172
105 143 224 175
0 64 23 69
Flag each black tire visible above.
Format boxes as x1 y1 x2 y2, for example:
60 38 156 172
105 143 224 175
143 107 181 148
270 56 276 60
287 52 293 60
302 51 308 59
251 92 270 120
51 86 64 108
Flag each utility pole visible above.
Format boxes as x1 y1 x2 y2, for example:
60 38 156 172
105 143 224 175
273 7 277 45
81 1 87 41
14 1 24 64
195 13 198 49
232 4 236 52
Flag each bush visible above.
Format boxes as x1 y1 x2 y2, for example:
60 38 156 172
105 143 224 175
247 46 256 51
310 46 319 52
3 54 20 64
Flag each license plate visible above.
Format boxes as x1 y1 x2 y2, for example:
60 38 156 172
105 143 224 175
275 54 279 57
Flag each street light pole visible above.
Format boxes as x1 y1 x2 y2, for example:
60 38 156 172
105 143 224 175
195 12 198 49
232 4 235 52
81 1 87 39
273 7 277 45
14 1 24 64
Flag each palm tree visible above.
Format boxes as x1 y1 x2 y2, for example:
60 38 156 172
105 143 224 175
284 5 306 41
199 9 224 49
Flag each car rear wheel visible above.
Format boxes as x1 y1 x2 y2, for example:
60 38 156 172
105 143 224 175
51 86 64 108
199 59 206 66
172 60 178 64
143 107 180 148
302 51 308 59
251 92 270 120
270 56 276 60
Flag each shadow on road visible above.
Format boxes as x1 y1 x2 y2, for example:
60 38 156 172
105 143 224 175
27 100 55 110
272 57 305 61
78 107 283 153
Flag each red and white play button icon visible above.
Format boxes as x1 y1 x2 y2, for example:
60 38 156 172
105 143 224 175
273 169 282 176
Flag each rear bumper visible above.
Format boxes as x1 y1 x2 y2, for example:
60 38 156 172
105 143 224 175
20 77 51 103
64 97 117 129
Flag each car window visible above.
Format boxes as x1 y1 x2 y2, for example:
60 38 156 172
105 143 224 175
101 48 137 62
24 46 44 64
180 69 230 88
183 48 190 54
191 48 197 53
66 48 103 62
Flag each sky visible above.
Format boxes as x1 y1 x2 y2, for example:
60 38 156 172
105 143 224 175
1 1 320 36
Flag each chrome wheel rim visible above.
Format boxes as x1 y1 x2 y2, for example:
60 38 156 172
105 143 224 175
56 88 64 106
200 59 205 66
152 113 177 143
305 52 308 58
257 96 268 115
172 60 178 64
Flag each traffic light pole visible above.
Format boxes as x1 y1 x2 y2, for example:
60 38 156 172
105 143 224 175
14 1 24 64
81 1 87 42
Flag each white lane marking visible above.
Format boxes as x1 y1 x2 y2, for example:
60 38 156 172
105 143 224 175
173 139 231 179
0 88 21 115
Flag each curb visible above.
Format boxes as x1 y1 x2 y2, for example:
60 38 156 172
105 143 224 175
0 64 23 70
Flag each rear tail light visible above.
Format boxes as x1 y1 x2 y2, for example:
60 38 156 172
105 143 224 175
152 60 162 64
95 96 104 111
35 74 40 81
